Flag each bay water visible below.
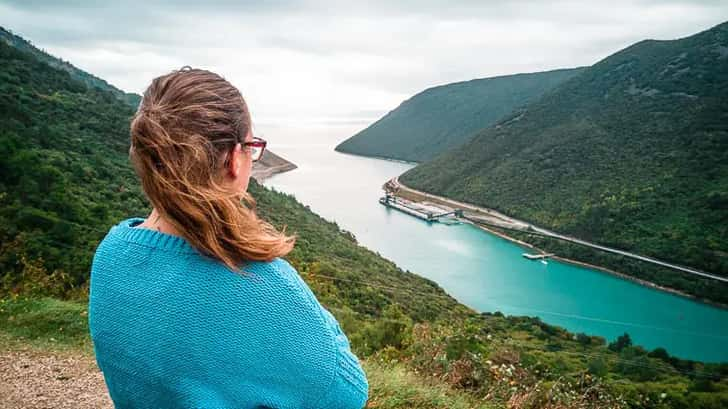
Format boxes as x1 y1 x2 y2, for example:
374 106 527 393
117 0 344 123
262 123 728 362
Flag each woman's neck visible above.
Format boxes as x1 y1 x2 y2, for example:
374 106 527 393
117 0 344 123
136 208 183 237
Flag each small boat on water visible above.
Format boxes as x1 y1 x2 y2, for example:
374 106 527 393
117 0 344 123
522 253 555 261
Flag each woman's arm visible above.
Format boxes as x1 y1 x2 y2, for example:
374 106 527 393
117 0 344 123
274 258 369 408
316 306 369 409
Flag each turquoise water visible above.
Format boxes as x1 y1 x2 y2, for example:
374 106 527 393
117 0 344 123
262 124 728 362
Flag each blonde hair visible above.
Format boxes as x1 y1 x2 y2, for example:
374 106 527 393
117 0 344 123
129 67 294 270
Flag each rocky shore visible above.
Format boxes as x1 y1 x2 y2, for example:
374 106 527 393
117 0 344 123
251 150 297 182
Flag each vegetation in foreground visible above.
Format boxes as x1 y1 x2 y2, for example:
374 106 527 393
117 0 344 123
3 291 728 409
0 298 499 409
1 24 728 408
401 22 728 305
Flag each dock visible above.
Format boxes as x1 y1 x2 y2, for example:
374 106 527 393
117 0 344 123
379 197 432 221
522 253 555 260
379 195 462 224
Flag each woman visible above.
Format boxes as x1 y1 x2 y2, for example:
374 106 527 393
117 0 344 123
89 67 368 408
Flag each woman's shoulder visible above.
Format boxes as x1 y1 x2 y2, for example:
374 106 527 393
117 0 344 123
91 218 144 262
245 257 294 272
243 257 326 319
243 258 310 294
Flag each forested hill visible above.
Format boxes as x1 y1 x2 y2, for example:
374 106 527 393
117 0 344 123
0 26 141 108
335 68 584 162
401 22 728 293
0 38 147 293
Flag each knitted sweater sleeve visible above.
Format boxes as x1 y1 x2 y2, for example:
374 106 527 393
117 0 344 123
277 259 369 408
317 306 369 409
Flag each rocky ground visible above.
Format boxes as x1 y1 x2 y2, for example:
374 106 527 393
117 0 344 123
0 347 112 409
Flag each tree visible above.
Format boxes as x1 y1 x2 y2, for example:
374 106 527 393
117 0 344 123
608 332 632 352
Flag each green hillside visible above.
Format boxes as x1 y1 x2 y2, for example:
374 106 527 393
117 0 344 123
335 68 584 162
0 39 146 297
401 22 728 303
2 28 728 408
0 26 141 108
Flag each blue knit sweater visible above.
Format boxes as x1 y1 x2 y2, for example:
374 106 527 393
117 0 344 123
89 218 368 408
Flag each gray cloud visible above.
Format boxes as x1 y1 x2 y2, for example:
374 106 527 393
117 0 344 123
1 1 726 125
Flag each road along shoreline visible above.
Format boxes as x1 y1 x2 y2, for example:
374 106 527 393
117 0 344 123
385 177 728 310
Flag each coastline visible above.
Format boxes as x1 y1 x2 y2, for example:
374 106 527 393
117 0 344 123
388 177 728 311
333 149 420 166
471 221 728 311
251 150 298 182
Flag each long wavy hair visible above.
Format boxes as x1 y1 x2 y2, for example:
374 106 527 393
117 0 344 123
129 67 295 270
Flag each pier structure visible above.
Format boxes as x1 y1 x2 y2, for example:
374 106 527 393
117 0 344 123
379 194 463 224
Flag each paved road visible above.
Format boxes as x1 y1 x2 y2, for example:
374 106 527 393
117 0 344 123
389 177 728 283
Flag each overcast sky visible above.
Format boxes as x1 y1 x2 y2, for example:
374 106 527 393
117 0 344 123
2 1 727 128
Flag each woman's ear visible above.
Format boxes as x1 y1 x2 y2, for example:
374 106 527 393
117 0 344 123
228 143 242 178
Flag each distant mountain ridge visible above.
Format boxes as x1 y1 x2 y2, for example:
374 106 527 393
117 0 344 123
335 67 584 162
401 21 728 301
0 26 141 108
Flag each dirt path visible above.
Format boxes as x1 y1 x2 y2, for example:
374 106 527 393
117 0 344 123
0 347 112 409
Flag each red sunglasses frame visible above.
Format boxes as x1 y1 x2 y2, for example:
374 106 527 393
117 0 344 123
220 135 267 167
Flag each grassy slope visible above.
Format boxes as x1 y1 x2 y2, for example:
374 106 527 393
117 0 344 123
335 68 584 162
401 22 728 304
